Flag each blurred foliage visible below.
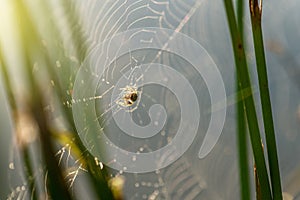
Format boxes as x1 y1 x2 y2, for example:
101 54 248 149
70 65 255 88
0 0 117 199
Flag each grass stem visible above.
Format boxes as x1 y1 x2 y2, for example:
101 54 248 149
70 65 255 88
249 1 283 199
236 1 251 199
223 0 272 199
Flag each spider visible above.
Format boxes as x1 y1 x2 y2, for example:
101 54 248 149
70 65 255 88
117 85 139 108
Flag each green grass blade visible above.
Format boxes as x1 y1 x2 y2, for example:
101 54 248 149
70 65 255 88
237 83 251 200
223 0 272 199
249 1 283 199
237 0 245 37
236 1 251 199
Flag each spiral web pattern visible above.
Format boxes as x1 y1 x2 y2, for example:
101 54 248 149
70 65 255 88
1 0 229 199
67 0 228 199
3 0 300 199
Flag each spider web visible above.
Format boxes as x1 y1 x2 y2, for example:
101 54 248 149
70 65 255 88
68 0 230 199
3 0 300 199
3 0 236 199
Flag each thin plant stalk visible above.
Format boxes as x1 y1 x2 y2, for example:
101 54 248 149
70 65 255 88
237 84 251 200
254 163 262 200
249 0 283 199
236 1 251 199
236 56 251 200
223 0 272 199
13 1 73 199
237 0 245 37
0 46 38 200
